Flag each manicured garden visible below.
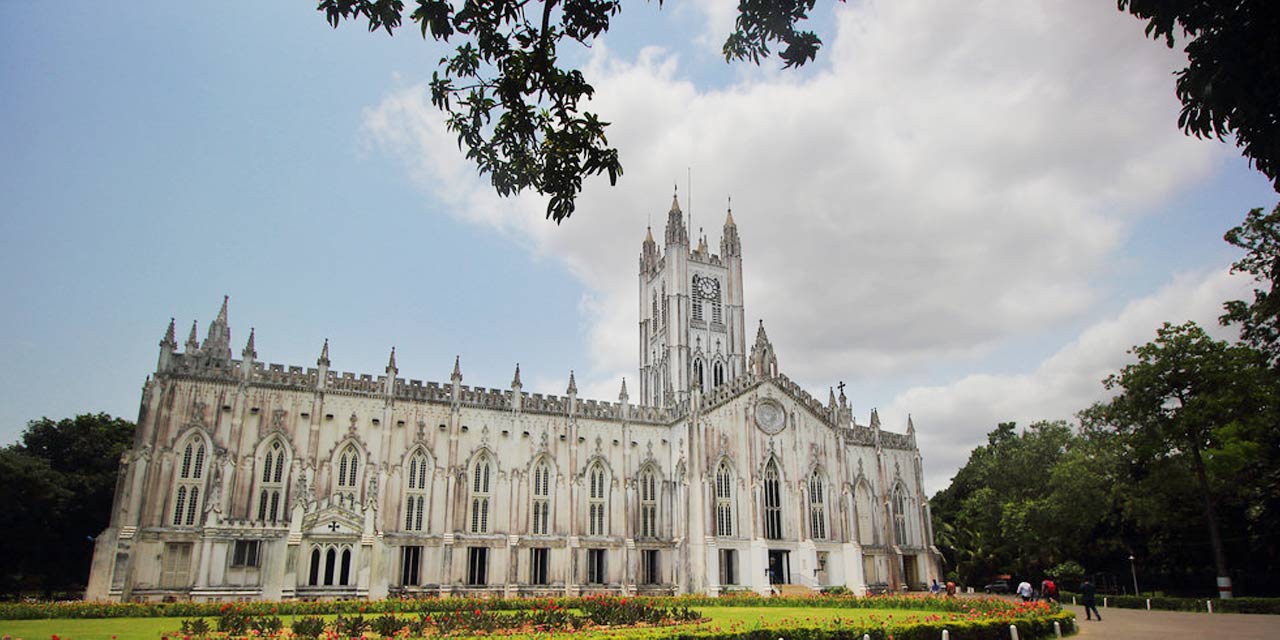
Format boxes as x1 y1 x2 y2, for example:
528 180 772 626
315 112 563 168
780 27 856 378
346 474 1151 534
0 595 1075 640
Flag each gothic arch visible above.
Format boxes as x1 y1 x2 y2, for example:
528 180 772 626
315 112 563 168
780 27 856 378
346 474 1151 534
168 428 213 528
253 435 293 523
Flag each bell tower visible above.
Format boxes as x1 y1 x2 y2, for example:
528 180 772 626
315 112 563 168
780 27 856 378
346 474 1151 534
639 191 747 408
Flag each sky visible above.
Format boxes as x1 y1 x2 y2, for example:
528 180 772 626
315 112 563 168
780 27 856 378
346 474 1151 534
1 1 1276 494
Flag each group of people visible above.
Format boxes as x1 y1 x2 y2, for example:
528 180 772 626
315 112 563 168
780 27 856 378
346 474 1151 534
928 579 958 597
928 575 1101 622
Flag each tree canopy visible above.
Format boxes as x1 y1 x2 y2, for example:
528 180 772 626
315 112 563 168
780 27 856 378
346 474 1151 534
1222 203 1280 366
1119 0 1280 191
318 0 831 223
0 414 134 597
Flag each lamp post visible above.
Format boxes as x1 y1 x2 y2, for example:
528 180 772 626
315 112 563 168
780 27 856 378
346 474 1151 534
1129 554 1140 597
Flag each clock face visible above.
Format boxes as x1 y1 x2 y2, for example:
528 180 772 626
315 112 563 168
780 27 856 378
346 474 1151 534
695 275 719 299
754 399 785 434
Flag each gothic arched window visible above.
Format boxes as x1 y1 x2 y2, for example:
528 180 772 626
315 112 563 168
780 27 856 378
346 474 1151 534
715 461 734 537
638 467 658 538
256 440 288 523
531 459 551 535
336 444 360 500
470 454 492 534
713 361 725 388
892 485 909 545
809 470 827 540
172 437 206 527
763 459 783 540
588 461 607 536
405 450 429 531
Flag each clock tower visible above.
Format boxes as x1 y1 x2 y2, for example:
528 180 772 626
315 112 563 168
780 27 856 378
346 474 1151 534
639 191 747 408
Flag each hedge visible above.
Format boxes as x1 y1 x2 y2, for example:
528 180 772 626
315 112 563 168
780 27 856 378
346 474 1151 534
1060 592 1280 615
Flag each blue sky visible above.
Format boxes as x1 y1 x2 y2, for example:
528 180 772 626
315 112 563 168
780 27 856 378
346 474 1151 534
2 1 1275 491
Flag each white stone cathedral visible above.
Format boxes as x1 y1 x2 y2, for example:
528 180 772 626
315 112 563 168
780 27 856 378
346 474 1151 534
86 193 941 602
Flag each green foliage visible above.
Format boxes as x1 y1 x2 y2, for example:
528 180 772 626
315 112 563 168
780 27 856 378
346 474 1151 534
1222 204 1280 366
1046 561 1085 586
215 604 253 635
371 612 405 636
178 617 210 637
290 615 327 638
334 612 369 636
317 1 831 223
0 413 134 597
1118 2 1280 190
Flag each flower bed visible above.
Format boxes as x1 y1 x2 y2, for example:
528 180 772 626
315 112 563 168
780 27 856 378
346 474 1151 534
0 597 1076 640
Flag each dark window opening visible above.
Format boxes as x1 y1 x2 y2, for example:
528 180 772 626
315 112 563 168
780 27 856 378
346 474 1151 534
467 547 489 586
719 549 737 585
401 546 422 586
586 548 606 584
231 540 260 568
530 547 549 585
642 549 660 585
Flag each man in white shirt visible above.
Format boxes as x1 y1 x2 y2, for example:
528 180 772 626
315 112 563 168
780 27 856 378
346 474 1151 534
1016 580 1034 602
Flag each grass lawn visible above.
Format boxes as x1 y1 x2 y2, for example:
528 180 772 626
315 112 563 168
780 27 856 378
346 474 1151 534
0 606 925 640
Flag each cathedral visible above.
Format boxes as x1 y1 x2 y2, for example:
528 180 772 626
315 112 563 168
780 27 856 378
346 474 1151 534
86 194 941 601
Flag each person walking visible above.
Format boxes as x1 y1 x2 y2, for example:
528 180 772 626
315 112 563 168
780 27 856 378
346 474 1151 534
1080 578 1101 621
1016 580 1034 602
945 580 957 597
930 579 941 595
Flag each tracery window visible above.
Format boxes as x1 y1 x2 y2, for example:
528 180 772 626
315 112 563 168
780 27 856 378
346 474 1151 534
256 440 287 523
808 470 827 540
404 450 429 531
693 359 704 391
762 459 783 540
715 461 733 537
172 437 206 527
713 361 725 388
638 467 657 538
470 454 492 534
335 444 359 499
892 485 908 545
588 461 607 536
307 544 353 586
531 459 551 535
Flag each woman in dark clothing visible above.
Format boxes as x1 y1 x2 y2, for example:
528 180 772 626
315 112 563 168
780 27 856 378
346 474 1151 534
1080 579 1101 621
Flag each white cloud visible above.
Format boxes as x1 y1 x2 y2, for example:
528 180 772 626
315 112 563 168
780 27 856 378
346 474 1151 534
892 267 1250 494
362 0 1235 489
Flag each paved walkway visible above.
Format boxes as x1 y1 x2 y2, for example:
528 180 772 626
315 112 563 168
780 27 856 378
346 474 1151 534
1061 603 1275 639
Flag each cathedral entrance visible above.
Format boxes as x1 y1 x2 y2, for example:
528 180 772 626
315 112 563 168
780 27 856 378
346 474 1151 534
767 550 790 584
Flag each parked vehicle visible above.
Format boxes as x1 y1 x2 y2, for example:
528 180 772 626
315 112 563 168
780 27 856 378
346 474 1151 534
983 579 1010 594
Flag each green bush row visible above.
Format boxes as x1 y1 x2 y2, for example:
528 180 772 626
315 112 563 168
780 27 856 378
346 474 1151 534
659 612 1077 640
1060 592 1280 614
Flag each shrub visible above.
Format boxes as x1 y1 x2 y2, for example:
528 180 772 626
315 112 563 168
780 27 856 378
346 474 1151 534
291 615 327 639
1046 561 1086 586
250 614 283 635
334 613 369 636
215 605 252 636
371 613 405 637
179 617 210 637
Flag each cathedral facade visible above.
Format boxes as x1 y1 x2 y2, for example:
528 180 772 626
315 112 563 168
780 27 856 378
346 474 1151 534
87 195 941 601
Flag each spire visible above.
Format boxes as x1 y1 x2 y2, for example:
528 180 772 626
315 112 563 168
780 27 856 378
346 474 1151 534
317 338 330 367
906 414 915 435
512 363 522 387
754 319 770 347
619 377 629 401
201 295 232 360
828 387 837 409
871 408 881 429
185 320 200 352
567 370 578 395
386 346 397 372
161 318 177 347
664 187 689 246
645 226 654 244
451 355 463 380
670 184 682 213
721 198 741 257
242 327 257 360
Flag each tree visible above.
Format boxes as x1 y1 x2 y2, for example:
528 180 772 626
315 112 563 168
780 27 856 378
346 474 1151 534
1119 1 1280 191
318 0 830 223
0 414 134 597
1090 321 1271 597
1222 203 1280 366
